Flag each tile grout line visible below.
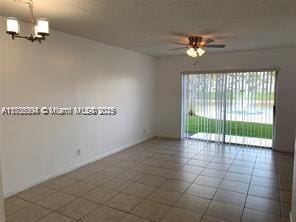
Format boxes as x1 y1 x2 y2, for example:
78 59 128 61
239 148 259 222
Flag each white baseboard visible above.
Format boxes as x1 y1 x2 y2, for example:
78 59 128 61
4 134 155 198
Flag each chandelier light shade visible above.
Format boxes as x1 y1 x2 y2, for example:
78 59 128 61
5 0 50 43
6 17 20 35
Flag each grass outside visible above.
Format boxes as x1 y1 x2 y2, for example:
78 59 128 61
186 115 272 139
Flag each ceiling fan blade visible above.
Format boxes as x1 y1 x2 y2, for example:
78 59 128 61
173 42 189 46
205 39 215 43
204 44 226 48
169 47 187 51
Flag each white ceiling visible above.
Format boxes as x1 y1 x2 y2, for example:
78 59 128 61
1 0 296 56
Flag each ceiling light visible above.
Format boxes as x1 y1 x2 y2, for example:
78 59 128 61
186 48 198 58
35 18 50 36
186 47 206 58
197 48 206 56
6 0 50 43
6 17 20 35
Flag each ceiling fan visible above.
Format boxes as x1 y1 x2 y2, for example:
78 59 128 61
170 36 226 57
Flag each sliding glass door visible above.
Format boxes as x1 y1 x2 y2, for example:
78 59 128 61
181 70 276 148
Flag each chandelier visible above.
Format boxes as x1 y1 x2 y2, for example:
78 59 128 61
6 0 50 43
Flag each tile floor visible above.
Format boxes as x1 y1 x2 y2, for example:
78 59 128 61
4 138 294 222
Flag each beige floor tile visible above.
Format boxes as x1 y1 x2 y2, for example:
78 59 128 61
36 192 76 210
38 212 75 222
105 193 143 212
4 196 31 216
114 161 137 169
80 205 126 222
207 163 231 171
245 195 281 215
61 181 96 196
210 158 232 165
193 155 215 162
143 158 164 166
219 180 249 193
130 163 155 174
137 175 167 187
78 163 107 172
159 179 190 192
161 207 202 222
180 164 204 174
150 167 173 177
101 178 133 191
187 159 209 167
201 169 227 179
120 214 150 222
169 171 198 183
147 188 182 205
6 204 51 222
160 161 185 170
242 208 281 222
116 170 144 182
174 194 210 213
82 187 118 203
248 184 280 200
250 176 279 189
232 160 255 168
194 176 222 188
201 215 227 222
7 139 293 222
131 199 170 221
213 189 246 206
81 174 113 186
229 166 253 175
41 176 77 190
101 166 126 177
57 198 97 220
224 172 251 183
123 183 156 197
186 184 217 199
253 169 278 179
205 201 243 222
16 186 56 202
64 168 96 180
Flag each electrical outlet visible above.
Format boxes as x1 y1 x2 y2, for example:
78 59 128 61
76 149 81 156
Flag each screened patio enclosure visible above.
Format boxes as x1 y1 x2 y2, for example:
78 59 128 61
181 70 277 148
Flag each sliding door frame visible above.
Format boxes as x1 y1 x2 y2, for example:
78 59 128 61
181 67 280 149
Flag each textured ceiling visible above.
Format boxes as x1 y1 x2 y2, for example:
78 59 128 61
1 0 296 56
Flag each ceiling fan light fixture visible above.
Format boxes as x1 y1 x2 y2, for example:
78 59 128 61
6 17 20 35
197 47 206 56
186 47 198 58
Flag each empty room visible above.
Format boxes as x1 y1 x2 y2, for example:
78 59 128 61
0 0 296 221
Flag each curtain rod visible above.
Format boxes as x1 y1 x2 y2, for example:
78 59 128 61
181 67 280 75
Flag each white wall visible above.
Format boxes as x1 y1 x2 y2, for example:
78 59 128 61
0 17 157 196
155 47 296 153
0 166 4 222
291 135 296 221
